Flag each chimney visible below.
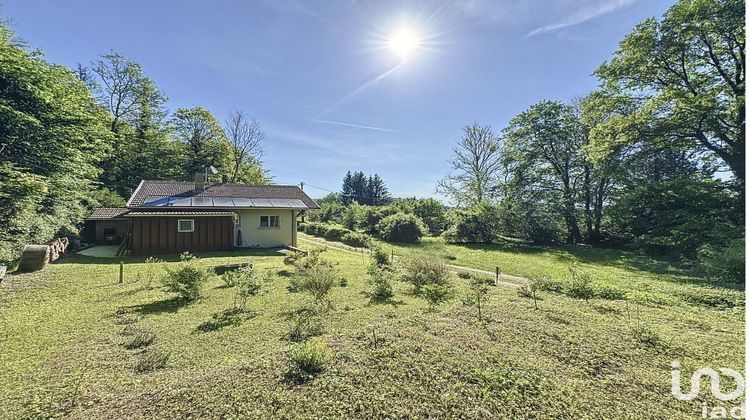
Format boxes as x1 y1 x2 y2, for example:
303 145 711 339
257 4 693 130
222 174 228 183
194 172 206 192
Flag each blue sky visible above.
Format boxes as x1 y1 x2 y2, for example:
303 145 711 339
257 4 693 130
4 0 674 199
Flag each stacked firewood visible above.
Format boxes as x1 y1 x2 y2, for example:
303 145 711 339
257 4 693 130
46 237 69 262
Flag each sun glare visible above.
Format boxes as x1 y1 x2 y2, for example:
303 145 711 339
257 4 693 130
388 26 420 59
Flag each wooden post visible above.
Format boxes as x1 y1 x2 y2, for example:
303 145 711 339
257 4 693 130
495 266 499 285
391 249 394 264
119 261 124 284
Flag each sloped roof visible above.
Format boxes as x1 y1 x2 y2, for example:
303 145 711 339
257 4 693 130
87 207 129 220
127 181 319 209
126 211 235 217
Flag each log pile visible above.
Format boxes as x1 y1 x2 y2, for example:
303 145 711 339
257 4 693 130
17 237 69 273
46 237 69 262
18 245 50 272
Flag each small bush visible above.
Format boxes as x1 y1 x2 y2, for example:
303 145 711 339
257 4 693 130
537 278 565 293
631 324 660 346
377 213 426 243
162 253 208 301
368 266 394 300
133 350 169 373
566 267 594 302
288 340 332 382
341 231 370 248
288 307 325 341
401 257 451 293
234 268 266 310
596 285 627 300
298 265 338 303
421 283 453 311
137 257 163 287
457 271 471 279
371 246 391 267
124 329 156 350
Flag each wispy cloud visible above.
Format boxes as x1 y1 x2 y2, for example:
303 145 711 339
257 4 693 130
526 0 638 37
308 119 401 133
316 59 411 117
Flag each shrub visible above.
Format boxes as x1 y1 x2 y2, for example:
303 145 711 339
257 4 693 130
421 283 453 311
401 257 451 292
323 225 350 242
287 307 325 341
124 329 156 350
362 206 398 234
371 246 391 267
698 237 744 283
566 267 594 302
596 285 627 300
537 277 565 293
631 324 660 346
288 340 332 382
162 253 209 301
341 231 370 248
457 271 471 279
442 202 502 243
138 257 163 288
300 265 338 303
133 350 169 373
234 268 266 310
291 249 338 303
377 213 426 243
368 266 394 300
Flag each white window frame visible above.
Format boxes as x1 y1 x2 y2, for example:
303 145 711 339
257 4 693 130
177 219 195 233
259 215 280 229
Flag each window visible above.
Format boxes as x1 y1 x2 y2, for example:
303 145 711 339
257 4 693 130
259 215 279 228
178 219 195 232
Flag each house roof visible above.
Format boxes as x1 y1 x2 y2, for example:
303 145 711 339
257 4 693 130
127 180 320 209
87 207 129 220
126 211 236 217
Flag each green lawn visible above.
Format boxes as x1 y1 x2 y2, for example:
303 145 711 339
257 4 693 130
0 241 743 419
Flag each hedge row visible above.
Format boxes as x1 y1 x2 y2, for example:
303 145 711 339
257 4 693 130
300 222 371 248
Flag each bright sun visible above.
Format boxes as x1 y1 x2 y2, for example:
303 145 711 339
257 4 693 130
388 27 420 59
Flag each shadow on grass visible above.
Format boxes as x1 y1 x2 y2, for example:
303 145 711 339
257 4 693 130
61 247 285 265
195 308 259 333
367 295 405 307
128 297 191 315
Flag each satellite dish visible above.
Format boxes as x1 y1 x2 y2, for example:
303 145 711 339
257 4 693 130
209 165 218 174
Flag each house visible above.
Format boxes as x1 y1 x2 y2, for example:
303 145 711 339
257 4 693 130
86 179 319 255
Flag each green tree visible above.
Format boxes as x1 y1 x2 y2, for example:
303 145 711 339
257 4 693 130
171 107 230 179
0 25 112 262
503 101 585 243
594 0 745 186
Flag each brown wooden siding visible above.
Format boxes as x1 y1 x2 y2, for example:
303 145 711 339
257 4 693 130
130 216 234 255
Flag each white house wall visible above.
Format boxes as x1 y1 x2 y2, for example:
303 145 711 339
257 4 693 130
236 209 297 248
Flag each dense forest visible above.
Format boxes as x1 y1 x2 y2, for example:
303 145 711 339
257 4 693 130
0 24 267 263
315 0 745 282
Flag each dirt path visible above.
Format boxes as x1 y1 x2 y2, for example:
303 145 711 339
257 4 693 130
298 234 526 288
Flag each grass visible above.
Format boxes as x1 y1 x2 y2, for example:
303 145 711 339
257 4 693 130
301 233 744 309
0 242 743 418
